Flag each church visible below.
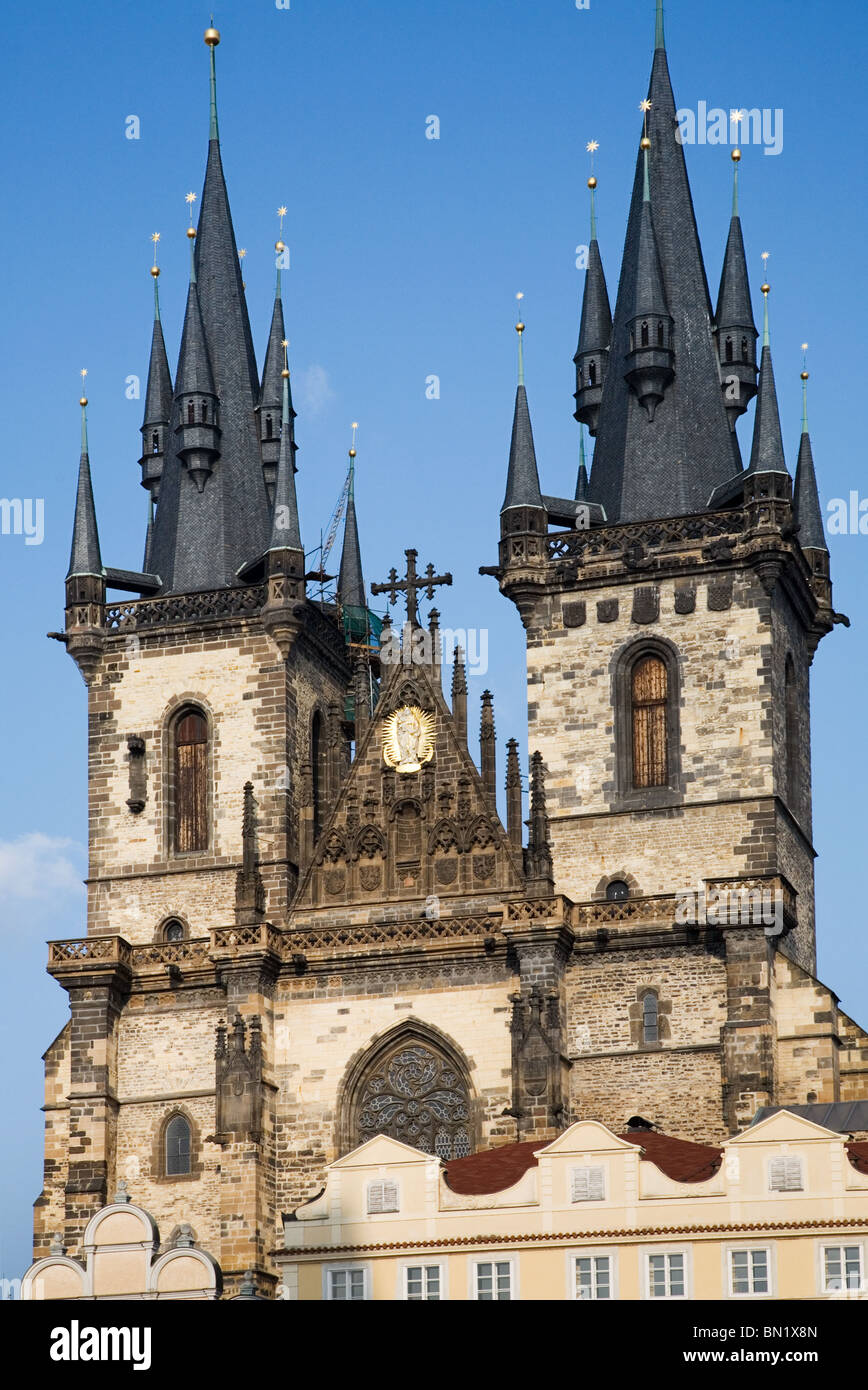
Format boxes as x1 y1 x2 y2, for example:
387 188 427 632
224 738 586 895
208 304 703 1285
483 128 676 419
32 6 868 1299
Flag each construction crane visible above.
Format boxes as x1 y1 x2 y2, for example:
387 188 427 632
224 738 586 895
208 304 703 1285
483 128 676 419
305 424 358 601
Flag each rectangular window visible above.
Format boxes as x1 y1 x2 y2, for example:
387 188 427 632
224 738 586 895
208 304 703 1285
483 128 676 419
647 1252 686 1299
574 1256 611 1301
823 1245 863 1293
404 1265 441 1301
768 1157 803 1192
327 1268 367 1301
570 1166 605 1203
475 1261 513 1301
366 1180 399 1215
730 1248 770 1296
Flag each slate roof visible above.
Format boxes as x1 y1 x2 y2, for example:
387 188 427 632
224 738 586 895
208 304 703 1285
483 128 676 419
752 1102 868 1134
574 238 612 363
67 410 103 579
793 428 828 553
337 463 366 608
501 384 543 512
587 44 738 522
268 375 302 553
715 212 756 333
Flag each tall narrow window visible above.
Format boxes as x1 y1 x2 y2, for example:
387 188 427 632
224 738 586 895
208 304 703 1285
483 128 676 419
165 1114 191 1176
588 359 597 385
725 335 733 362
174 710 208 853
265 414 273 440
641 320 649 346
632 656 668 788
201 401 208 423
187 401 195 424
785 656 800 810
311 711 324 840
152 430 159 454
642 991 659 1044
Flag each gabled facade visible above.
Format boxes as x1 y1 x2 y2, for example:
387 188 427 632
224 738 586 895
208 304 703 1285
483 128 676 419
36 7 868 1301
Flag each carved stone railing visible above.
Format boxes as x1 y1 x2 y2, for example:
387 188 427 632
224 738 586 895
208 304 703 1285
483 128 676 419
503 897 572 927
289 914 501 954
210 923 284 956
547 510 746 564
131 939 211 970
572 876 797 933
48 936 132 968
105 584 267 632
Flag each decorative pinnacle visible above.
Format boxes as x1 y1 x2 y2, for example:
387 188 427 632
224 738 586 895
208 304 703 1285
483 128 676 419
206 24 220 141
800 344 810 432
185 190 197 241
586 141 599 239
760 252 771 346
515 293 525 385
280 337 290 379
655 0 665 50
349 421 359 461
79 368 88 412
730 148 741 216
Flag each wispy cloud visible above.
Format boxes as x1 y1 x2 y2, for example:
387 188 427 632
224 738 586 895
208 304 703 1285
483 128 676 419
295 364 335 418
0 833 85 908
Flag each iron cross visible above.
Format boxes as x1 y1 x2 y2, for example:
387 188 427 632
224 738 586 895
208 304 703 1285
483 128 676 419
371 549 452 627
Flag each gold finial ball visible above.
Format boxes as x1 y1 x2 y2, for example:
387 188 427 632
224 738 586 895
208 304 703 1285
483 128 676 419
187 226 197 240
204 26 220 46
732 148 742 162
275 239 286 254
349 448 357 459
761 282 770 295
281 367 290 379
640 136 651 151
801 370 810 381
515 322 525 334
150 265 160 278
79 396 88 407
587 175 597 190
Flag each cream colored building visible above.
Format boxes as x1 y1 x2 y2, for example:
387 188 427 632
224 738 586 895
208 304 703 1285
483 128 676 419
276 1111 868 1301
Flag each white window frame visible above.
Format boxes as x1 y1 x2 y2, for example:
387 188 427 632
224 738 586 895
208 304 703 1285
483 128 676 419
366 1179 400 1215
642 1246 691 1300
399 1260 447 1301
569 1164 606 1203
767 1155 804 1193
818 1240 866 1296
470 1256 518 1301
568 1248 617 1301
322 1262 371 1301
725 1244 775 1299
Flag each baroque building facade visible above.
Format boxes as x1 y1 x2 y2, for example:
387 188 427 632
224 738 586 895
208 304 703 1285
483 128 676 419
34 10 868 1297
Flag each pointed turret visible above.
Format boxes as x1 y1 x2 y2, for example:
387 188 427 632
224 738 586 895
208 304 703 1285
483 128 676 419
174 240 221 493
480 690 496 809
148 28 270 593
451 646 468 747
574 172 612 435
575 426 590 502
505 738 523 852
262 350 305 659
497 317 548 604
143 494 155 573
793 366 827 555
624 144 675 421
714 151 758 430
588 10 736 521
258 222 296 504
502 321 544 513
338 434 366 613
746 285 790 489
65 384 106 684
139 252 174 499
526 751 554 897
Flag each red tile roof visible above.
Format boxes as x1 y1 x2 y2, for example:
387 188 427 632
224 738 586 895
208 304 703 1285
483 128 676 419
442 1129 724 1195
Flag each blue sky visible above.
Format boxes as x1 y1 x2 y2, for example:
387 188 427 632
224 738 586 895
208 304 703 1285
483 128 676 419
2 0 867 1280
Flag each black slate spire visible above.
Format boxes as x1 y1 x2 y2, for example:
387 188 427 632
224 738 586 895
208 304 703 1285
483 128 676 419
338 441 366 611
588 23 736 522
713 153 758 430
793 370 827 553
573 176 612 435
139 269 173 500
68 397 103 579
147 29 270 593
268 365 302 553
258 263 296 505
502 324 544 512
747 291 790 482
624 147 674 422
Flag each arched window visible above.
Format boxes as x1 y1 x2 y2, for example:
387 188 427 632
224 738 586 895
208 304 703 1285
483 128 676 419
164 918 184 943
725 335 733 363
785 655 800 809
657 320 664 346
344 1029 474 1159
631 655 668 789
588 359 597 386
265 414 273 440
165 1115 191 1176
187 401 195 424
152 430 160 454
201 401 208 423
641 320 649 347
642 992 659 1044
741 336 749 363
606 879 630 902
173 709 209 853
